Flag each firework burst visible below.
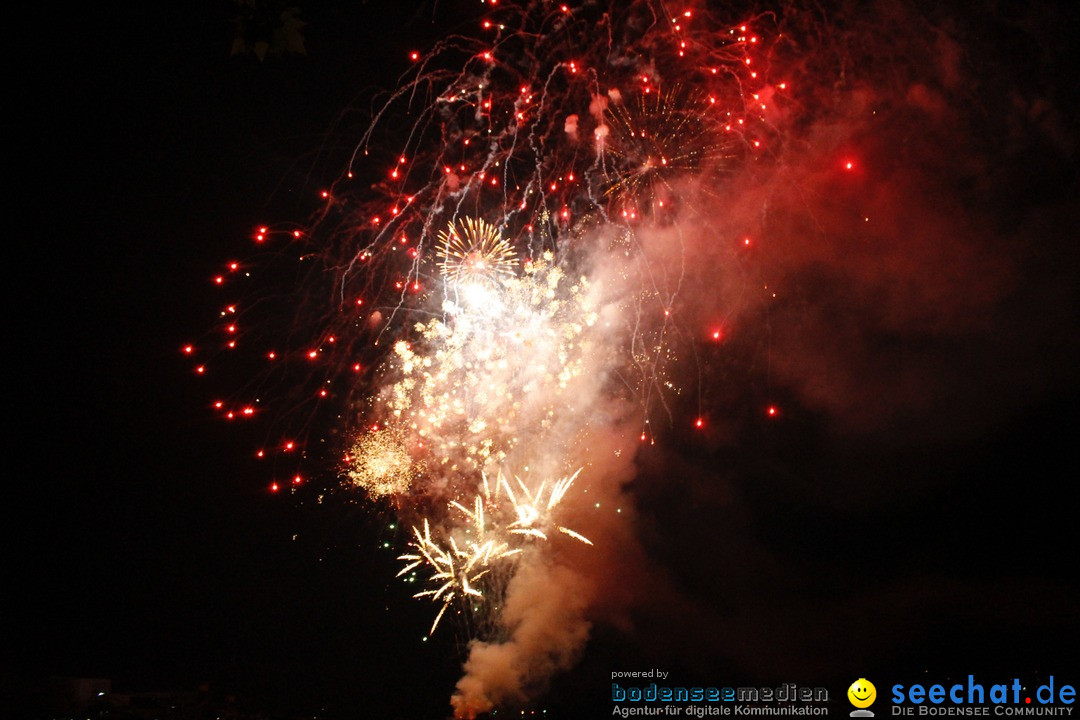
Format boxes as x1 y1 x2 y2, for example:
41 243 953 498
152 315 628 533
499 468 592 545
399 516 521 636
186 0 791 714
601 85 740 214
437 217 518 288
344 427 422 498
373 251 605 498
401 467 590 637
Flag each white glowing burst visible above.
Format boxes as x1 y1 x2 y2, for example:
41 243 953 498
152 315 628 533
379 251 603 487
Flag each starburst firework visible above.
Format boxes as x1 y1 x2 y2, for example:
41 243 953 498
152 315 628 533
602 85 739 212
437 218 518 288
344 428 422 497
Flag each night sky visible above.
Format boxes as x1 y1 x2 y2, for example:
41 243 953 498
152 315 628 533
8 1 1080 719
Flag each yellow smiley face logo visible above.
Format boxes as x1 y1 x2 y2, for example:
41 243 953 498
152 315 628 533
848 678 877 708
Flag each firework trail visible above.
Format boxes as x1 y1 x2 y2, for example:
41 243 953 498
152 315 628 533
184 0 1080 714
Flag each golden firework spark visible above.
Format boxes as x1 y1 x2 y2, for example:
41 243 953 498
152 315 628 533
499 468 592 545
344 428 422 497
399 517 521 636
436 217 518 287
400 467 590 634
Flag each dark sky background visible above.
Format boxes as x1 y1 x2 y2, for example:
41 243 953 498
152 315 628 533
7 1 1080 719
